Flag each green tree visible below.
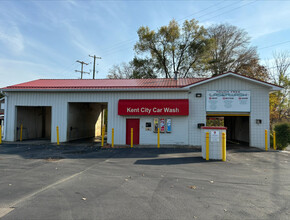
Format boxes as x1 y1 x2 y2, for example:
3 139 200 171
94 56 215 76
274 123 290 149
238 58 269 81
131 57 157 79
206 24 259 77
134 19 211 78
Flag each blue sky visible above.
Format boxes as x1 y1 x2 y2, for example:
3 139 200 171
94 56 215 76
0 0 290 88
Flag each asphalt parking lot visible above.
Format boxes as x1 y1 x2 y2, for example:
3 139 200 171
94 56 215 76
0 143 290 220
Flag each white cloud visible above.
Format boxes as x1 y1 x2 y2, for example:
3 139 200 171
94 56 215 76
0 23 24 55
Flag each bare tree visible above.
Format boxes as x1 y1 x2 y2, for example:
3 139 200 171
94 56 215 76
107 62 133 79
206 24 258 76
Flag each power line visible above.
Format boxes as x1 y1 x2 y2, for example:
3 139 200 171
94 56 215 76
59 0 280 77
94 1 240 59
96 1 262 76
100 1 254 59
58 54 90 77
200 0 258 23
176 0 228 22
259 40 290 50
98 39 136 55
57 1 249 78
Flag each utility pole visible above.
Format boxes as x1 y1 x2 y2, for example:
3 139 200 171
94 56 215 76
89 55 101 79
75 60 90 79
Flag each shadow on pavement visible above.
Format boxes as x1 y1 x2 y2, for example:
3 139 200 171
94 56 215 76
0 143 201 160
227 143 264 153
134 156 216 165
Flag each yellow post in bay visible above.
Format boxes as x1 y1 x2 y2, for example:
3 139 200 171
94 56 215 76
20 124 23 141
206 132 209 161
131 128 133 148
101 126 105 147
222 132 226 162
56 126 60 145
265 129 268 151
112 128 114 148
157 128 160 148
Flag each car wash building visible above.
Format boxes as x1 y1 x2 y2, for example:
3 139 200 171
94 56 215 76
1 72 282 149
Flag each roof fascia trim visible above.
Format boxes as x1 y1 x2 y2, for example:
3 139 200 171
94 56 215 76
184 72 282 91
1 88 190 92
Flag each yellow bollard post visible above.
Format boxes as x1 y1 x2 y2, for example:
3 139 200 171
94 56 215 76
101 126 105 147
157 128 160 148
56 126 60 145
131 128 133 148
112 128 114 148
265 129 268 151
206 132 209 161
20 124 23 141
0 125 2 144
222 132 226 162
273 131 276 150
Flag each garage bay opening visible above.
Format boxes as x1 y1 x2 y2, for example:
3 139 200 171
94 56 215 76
206 115 250 146
16 106 52 141
67 102 107 143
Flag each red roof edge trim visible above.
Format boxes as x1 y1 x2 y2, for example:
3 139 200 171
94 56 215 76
184 71 283 89
201 126 227 130
218 71 283 88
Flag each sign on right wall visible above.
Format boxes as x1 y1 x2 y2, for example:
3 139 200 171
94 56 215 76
206 90 250 112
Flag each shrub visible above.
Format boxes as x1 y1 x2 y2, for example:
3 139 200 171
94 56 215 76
274 123 290 150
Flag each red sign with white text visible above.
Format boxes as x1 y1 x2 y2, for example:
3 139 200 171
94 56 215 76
118 99 189 116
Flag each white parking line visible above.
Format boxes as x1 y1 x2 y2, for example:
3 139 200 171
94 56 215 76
280 151 290 154
0 208 14 218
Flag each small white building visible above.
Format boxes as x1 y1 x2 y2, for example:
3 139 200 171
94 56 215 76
1 72 282 149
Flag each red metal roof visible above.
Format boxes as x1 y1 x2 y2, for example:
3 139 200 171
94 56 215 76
2 78 205 90
1 72 282 90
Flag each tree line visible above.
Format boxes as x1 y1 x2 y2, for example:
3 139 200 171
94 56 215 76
107 19 289 126
108 19 268 80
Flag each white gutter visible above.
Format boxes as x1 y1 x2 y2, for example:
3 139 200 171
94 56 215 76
1 88 190 92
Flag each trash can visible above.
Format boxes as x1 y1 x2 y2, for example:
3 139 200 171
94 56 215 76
201 126 227 160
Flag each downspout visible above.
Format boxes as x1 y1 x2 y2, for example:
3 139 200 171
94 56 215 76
187 89 191 146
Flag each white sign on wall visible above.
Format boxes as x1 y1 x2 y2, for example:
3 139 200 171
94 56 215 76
211 131 219 142
206 90 250 112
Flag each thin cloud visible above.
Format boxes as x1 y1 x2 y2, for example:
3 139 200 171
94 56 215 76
0 22 24 55
0 59 59 87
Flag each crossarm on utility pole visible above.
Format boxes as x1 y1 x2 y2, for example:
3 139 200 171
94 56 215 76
89 55 101 79
75 60 89 79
